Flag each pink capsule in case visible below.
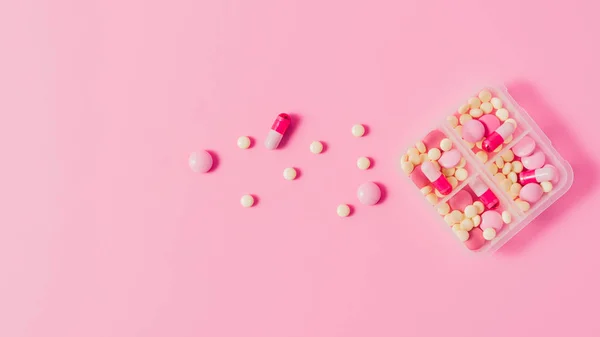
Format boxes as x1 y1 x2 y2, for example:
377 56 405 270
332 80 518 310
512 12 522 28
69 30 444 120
400 86 573 253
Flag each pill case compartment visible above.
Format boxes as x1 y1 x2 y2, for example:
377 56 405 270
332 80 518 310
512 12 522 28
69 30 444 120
401 85 573 253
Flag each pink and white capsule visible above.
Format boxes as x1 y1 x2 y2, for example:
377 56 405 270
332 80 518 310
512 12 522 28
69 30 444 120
469 177 499 209
421 161 452 195
482 121 515 152
265 113 291 150
519 167 557 185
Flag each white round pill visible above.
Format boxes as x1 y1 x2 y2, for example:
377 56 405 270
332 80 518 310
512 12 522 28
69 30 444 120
468 97 482 109
416 141 427 154
460 218 474 231
464 205 477 219
237 136 251 149
440 138 453 151
456 229 470 242
455 168 468 181
240 194 254 208
458 104 470 114
352 124 365 137
421 186 433 195
496 108 509 121
473 201 485 214
502 211 512 224
541 181 553 193
469 108 483 118
480 102 494 114
491 97 503 109
472 215 481 227
337 204 351 217
459 113 473 125
447 115 459 127
357 156 371 170
483 227 497 240
283 167 297 180
310 141 324 154
437 202 450 215
401 161 414 175
478 90 492 103
428 148 442 161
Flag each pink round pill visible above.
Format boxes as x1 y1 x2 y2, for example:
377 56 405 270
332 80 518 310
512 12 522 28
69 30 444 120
410 166 430 188
480 210 503 231
520 183 544 203
522 150 546 170
438 149 462 168
422 130 446 149
512 136 536 157
449 190 473 211
189 150 213 173
357 182 382 205
464 227 487 251
462 119 486 143
543 164 560 184
478 114 501 137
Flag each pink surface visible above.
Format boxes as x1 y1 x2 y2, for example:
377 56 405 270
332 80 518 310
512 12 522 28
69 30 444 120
2 1 600 337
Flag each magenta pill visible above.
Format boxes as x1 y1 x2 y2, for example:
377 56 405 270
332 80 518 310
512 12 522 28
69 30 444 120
522 150 546 170
449 190 473 211
357 182 382 205
480 210 503 231
189 150 213 173
520 183 544 203
462 119 486 143
478 114 501 137
512 136 536 157
438 149 462 168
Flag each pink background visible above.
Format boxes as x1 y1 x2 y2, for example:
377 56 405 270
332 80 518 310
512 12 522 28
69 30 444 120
1 0 600 336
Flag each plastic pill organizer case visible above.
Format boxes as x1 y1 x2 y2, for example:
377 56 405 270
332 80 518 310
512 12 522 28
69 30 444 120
400 85 573 253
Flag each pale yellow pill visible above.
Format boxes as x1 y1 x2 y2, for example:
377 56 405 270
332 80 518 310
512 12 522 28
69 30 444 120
451 210 464 223
421 186 433 195
409 153 421 165
452 224 461 232
501 150 515 162
496 108 509 121
457 158 467 168
508 172 518 183
516 199 531 212
310 141 324 154
352 124 365 137
495 157 505 168
494 173 506 182
469 108 483 118
455 168 468 181
416 141 427 154
464 205 478 219
442 167 456 177
283 167 297 180
445 214 454 226
337 204 351 217
502 162 513 175
510 183 522 197
407 147 419 157
501 179 512 191
468 97 482 109
237 136 251 149
448 177 459 189
488 163 499 175
493 144 503 153
447 115 459 127
458 104 470 114
456 229 470 242
541 181 553 193
476 141 483 149
435 189 445 198
512 161 524 173
472 215 482 227
401 154 409 163
491 97 503 109
476 151 488 163
483 227 497 240
465 141 475 149
420 153 429 164
502 211 512 224
461 218 474 231
240 194 255 208
357 156 371 170
478 90 492 103
459 113 473 125
428 148 442 161
454 125 463 136
506 118 517 127
503 134 513 144
401 161 414 175
480 102 494 114
473 201 485 215
426 193 438 205
440 138 453 151
437 202 450 215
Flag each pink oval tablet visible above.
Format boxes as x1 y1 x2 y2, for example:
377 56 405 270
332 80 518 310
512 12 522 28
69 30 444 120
438 149 462 168
512 136 536 157
520 183 544 203
522 150 546 170
480 210 503 231
449 190 473 211
357 182 382 205
464 227 487 251
422 130 446 149
189 150 213 173
479 114 501 137
410 166 430 188
462 119 486 143
543 164 560 184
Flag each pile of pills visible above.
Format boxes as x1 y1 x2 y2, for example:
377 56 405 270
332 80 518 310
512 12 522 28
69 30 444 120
189 113 383 217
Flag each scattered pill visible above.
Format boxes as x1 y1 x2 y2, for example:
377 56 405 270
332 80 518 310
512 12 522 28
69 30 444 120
428 148 442 161
448 176 459 189
476 151 488 163
478 90 492 102
426 193 438 205
352 124 365 137
401 161 414 175
438 202 450 215
457 158 467 168
442 167 456 177
516 199 531 212
522 151 546 170
189 151 213 173
283 167 297 180
469 177 499 209
473 215 482 227
357 182 382 205
480 102 494 114
459 114 473 125
500 179 512 191
508 172 518 183
447 115 459 127
450 210 464 223
445 214 454 226
495 157 505 168
455 168 468 181
409 153 421 165
502 162 513 175
488 163 499 175
265 113 291 150
237 136 251 149
454 125 463 136
519 183 543 203
458 104 470 114
438 149 462 168
501 150 515 162
407 147 420 157
541 181 553 192
495 108 509 121
449 190 474 211
490 97 503 109
512 161 524 173
310 141 324 154
357 157 371 170
461 218 474 231
464 205 478 219
421 186 433 195
456 229 470 242
416 141 427 154
506 118 517 127
452 224 461 232
435 188 445 198
512 136 536 157
464 227 486 250
240 194 255 208
462 119 485 143
337 204 351 217
502 211 512 224
469 108 484 118
420 153 429 164
509 183 522 198
494 173 506 182
479 114 501 137
473 201 485 214
481 210 504 231
468 97 482 109
483 227 497 240
421 161 453 195
483 121 515 152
